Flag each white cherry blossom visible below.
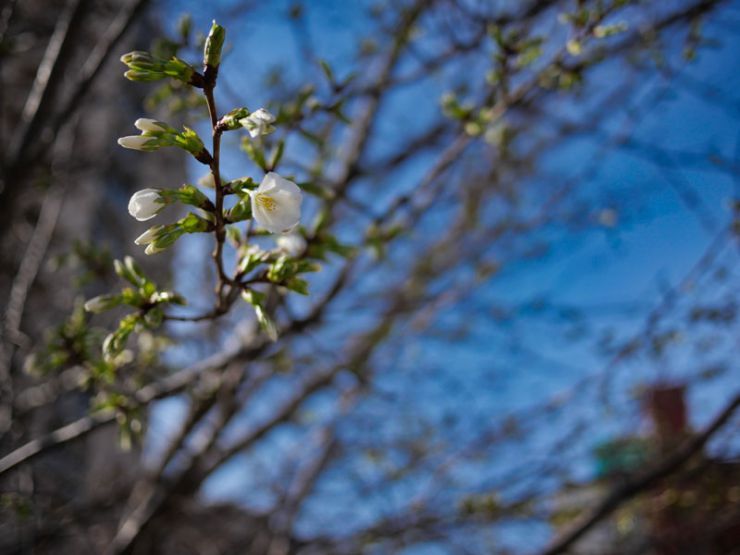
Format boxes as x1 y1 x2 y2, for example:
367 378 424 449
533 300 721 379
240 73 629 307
249 172 302 233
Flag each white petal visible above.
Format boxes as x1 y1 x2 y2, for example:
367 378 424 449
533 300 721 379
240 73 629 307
275 177 302 197
128 188 162 221
84 296 108 313
118 135 153 151
144 243 163 255
250 173 302 233
134 118 164 133
241 108 276 138
257 172 280 194
251 198 280 233
134 227 159 245
198 173 216 188
252 108 275 123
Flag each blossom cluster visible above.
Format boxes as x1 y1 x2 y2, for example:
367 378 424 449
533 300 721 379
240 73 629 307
85 20 316 356
122 108 301 241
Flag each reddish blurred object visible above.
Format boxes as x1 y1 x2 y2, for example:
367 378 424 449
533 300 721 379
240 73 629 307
552 383 740 554
644 384 689 446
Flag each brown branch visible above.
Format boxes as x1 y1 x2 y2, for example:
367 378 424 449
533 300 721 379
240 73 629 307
8 0 88 165
0 252 356 478
0 113 79 433
540 392 740 555
105 273 409 553
11 0 151 174
0 337 268 477
0 185 66 432
267 429 340 555
267 387 359 555
203 77 230 309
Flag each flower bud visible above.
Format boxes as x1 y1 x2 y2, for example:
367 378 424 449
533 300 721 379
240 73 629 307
124 69 159 81
84 294 120 313
118 135 158 151
203 21 226 68
145 243 166 256
239 108 276 138
219 107 250 131
121 50 197 84
118 120 210 162
128 189 163 221
134 118 169 134
121 51 155 68
135 226 161 245
276 232 307 257
134 214 209 255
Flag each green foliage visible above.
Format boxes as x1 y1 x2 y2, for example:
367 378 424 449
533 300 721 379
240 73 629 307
84 256 185 360
25 299 105 376
106 20 323 357
0 493 33 520
241 289 278 341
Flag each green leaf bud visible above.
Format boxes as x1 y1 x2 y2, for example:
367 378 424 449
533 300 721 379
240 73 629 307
203 21 226 68
225 197 253 223
219 107 250 131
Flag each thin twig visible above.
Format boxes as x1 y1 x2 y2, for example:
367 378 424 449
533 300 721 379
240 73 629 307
13 0 151 173
9 0 88 164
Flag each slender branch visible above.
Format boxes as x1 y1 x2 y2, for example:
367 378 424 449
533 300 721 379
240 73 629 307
0 185 65 432
0 337 267 476
8 0 88 165
203 81 230 308
1 0 151 234
0 252 357 478
10 0 150 174
1 115 78 433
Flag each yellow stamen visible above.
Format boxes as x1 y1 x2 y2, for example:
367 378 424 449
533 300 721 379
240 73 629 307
255 193 277 212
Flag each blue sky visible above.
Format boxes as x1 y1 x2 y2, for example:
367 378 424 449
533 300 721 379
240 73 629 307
144 1 740 551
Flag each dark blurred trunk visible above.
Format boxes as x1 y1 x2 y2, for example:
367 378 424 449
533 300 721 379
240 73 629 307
0 1 182 552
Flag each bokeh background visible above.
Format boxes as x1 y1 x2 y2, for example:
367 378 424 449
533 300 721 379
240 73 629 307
1 1 738 554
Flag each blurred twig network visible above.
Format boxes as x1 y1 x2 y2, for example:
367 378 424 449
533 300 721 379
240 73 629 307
0 0 739 553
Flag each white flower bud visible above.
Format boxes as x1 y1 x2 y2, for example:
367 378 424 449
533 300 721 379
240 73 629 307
84 295 116 313
239 108 276 138
276 232 306 257
134 226 160 245
249 172 302 233
128 189 163 221
118 135 156 151
134 118 165 133
144 243 165 256
197 173 216 188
